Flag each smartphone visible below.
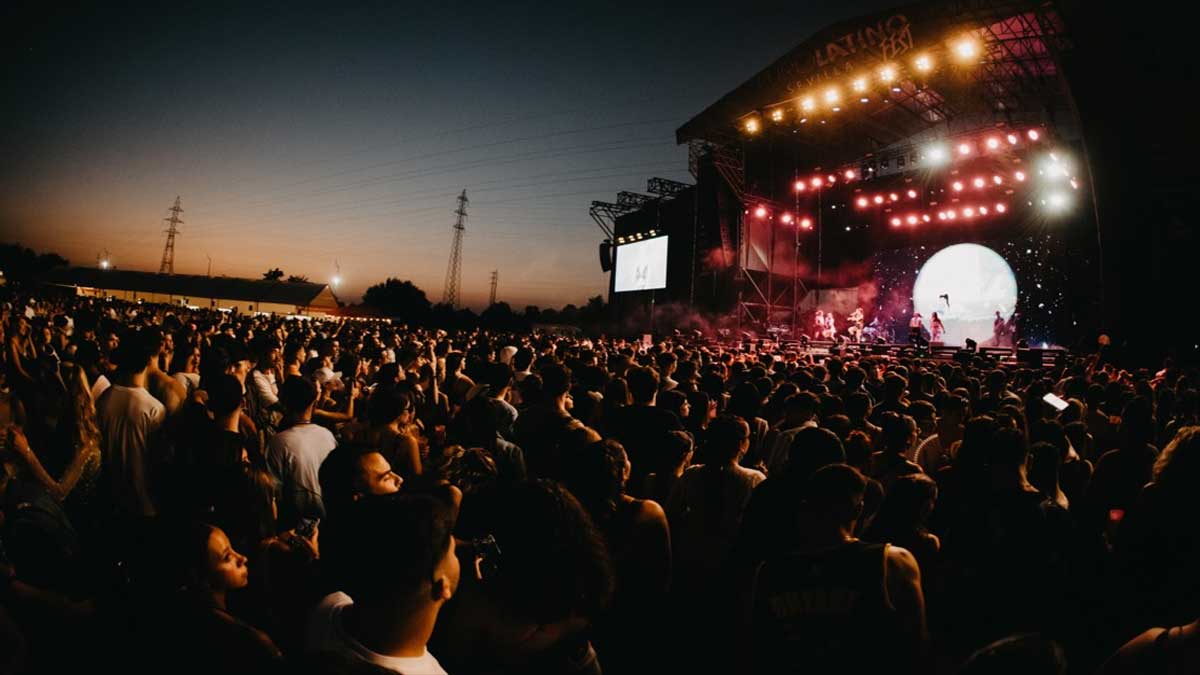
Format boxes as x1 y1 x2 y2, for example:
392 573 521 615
1043 392 1069 412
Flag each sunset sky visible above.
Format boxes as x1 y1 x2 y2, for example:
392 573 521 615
1 1 890 310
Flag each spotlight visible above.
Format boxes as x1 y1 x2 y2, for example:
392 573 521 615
954 37 979 61
914 54 933 72
963 207 976 218
889 193 899 202
1014 171 1026 182
937 212 947 221
100 259 110 269
801 96 816 112
995 203 1007 213
958 142 972 156
1027 129 1040 141
755 206 768 218
1070 178 1079 190
879 65 897 83
907 215 919 225
744 118 760 133
794 180 807 192
993 175 1003 185
824 87 840 105
986 137 1001 150
973 177 986 189
770 109 784 122
873 195 885 204
925 144 949 165
952 181 964 192
947 210 958 220
891 217 903 227
827 174 837 183
811 176 823 188
332 275 342 287
852 77 868 93
856 197 870 208
1046 192 1069 211
1007 133 1019 145
844 169 857 180
922 214 932 222
979 206 989 215
781 212 794 224
800 217 813 229
906 189 918 199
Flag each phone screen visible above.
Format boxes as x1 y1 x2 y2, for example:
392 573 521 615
1042 392 1069 411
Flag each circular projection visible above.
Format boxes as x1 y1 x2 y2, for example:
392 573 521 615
912 243 1017 346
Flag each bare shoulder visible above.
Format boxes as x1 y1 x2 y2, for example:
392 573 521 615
885 544 922 583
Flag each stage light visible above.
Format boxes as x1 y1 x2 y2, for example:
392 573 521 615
986 137 1001 150
925 144 949 165
952 181 964 192
844 169 857 180
100 259 110 269
860 97 870 103
755 206 768 218
954 37 979 61
332 275 342 287
824 87 840 105
1014 171 1026 182
1046 192 1069 212
889 193 899 202
1070 178 1079 190
963 207 976 218
1007 133 1019 145
996 203 1007 213
907 215 919 225
958 142 972 156
781 212 794 224
907 189 918 199
914 54 933 72
744 118 760 133
947 210 958 220
1027 129 1040 141
937 212 947 220
879 65 897 83
891 217 903 227
856 197 869 208
770 109 784 122
800 217 813 229
852 77 868 93
827 174 837 183
794 180 806 192
979 206 988 215
923 214 932 222
873 195 885 204
993 175 1003 185
801 96 816 112
973 177 986 189
811 176 823 188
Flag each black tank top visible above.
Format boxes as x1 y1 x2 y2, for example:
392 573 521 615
751 540 905 673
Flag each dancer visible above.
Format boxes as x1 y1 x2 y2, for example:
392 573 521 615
823 312 837 340
930 312 945 343
814 310 826 339
992 310 1009 347
847 307 864 342
909 312 925 344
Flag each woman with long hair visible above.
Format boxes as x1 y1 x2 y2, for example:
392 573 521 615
865 473 940 578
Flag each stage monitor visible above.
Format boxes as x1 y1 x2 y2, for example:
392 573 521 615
614 236 669 292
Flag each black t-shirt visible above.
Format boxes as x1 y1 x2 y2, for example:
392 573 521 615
604 405 683 481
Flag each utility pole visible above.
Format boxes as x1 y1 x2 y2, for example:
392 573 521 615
442 189 468 308
206 253 212 277
159 196 183 275
488 270 498 306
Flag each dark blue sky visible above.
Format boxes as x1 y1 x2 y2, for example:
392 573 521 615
1 0 892 309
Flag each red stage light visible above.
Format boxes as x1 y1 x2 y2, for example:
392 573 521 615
1007 133 1019 145
906 215 919 225
856 197 869 208
906 189 918 199
800 217 812 229
1014 171 1026 182
873 195 884 204
958 143 972 156
979 206 989 215
827 174 837 183
794 180 807 192
844 169 857 180
986 137 1001 150
755 206 768 218
889 193 899 201
952 181 964 192
947 210 957 220
922 214 932 222
963 207 976 218
973 177 986 188
995 203 1007 213
1027 129 1040 141
993 175 1003 185
811 177 823 188
891 217 903 227
937 212 947 221
781 212 794 224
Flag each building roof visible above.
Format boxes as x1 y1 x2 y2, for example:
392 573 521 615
42 267 340 309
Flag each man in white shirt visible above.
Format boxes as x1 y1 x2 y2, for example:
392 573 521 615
267 376 337 528
96 328 166 517
307 495 458 675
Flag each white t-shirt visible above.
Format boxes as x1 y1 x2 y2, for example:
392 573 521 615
306 592 448 675
267 422 337 518
91 374 112 402
96 384 166 516
173 372 201 398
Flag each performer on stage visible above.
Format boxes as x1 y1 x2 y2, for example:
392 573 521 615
993 310 1009 347
823 312 837 340
847 307 864 342
1005 312 1019 348
909 312 925 344
864 316 883 342
814 310 826 338
930 312 945 343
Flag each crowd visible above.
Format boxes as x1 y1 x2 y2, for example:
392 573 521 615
1 288 1197 674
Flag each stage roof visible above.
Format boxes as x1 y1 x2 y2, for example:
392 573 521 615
677 0 1072 167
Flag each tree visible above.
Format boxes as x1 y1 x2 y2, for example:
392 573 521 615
286 274 309 283
480 301 517 329
0 243 68 288
362 278 432 322
262 268 285 282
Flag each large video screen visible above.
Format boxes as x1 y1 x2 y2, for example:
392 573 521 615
614 236 669 292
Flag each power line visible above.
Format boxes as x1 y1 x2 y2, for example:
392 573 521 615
159 196 183 275
442 190 468 308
